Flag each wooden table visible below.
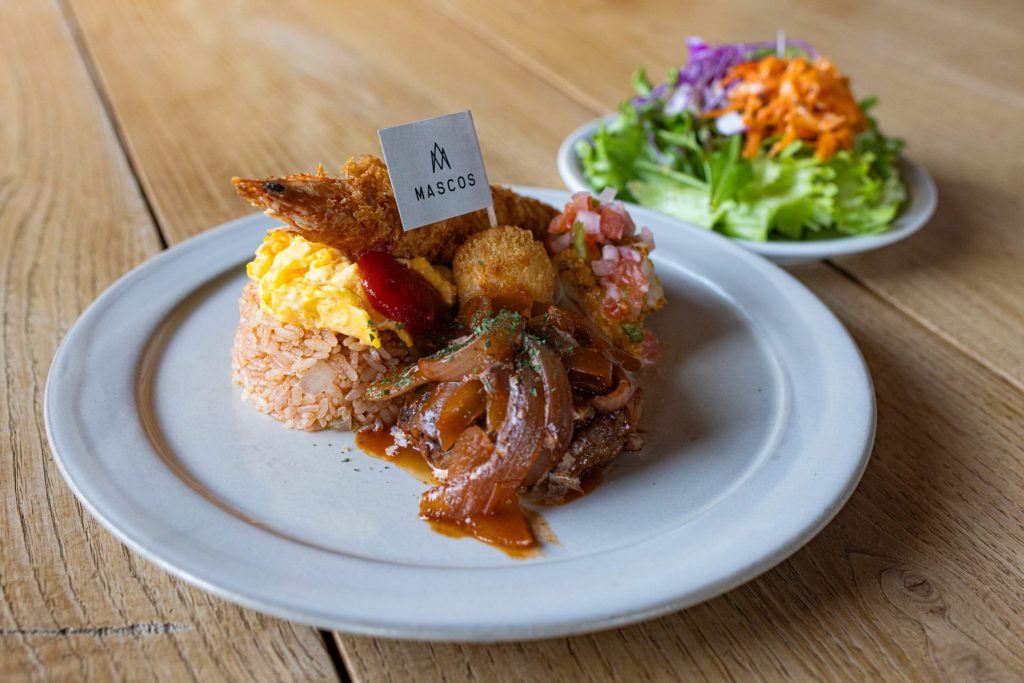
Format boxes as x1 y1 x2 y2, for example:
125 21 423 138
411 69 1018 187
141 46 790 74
3 0 1023 679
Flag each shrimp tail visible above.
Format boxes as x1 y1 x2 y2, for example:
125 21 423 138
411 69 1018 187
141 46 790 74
232 155 403 259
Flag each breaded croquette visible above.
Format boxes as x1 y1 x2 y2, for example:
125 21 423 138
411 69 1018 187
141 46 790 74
453 226 555 305
234 156 558 264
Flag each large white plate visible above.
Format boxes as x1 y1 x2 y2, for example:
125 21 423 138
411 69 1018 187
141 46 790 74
45 189 874 641
558 116 937 265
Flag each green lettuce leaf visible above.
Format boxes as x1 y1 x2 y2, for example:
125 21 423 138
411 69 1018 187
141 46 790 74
576 88 907 240
723 149 835 241
577 108 649 201
627 176 725 229
829 150 906 235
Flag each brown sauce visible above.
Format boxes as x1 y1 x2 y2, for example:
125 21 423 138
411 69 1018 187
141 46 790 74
355 429 438 484
426 508 543 560
355 428 571 558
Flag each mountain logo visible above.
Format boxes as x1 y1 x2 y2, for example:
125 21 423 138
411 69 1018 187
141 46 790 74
430 142 451 173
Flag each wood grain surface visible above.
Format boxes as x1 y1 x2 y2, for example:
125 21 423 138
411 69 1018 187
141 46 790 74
0 1 339 681
64 0 592 242
4 0 1023 680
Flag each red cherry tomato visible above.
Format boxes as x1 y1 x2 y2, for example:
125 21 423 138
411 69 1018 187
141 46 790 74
357 251 448 335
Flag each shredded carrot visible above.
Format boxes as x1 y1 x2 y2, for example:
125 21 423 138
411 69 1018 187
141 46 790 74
707 56 866 160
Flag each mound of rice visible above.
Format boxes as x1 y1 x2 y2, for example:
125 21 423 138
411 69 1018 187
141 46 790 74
231 283 412 431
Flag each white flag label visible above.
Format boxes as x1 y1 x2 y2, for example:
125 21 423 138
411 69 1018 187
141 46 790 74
378 111 493 231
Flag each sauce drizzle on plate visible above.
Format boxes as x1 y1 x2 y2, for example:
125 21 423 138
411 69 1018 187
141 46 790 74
355 429 437 484
355 429 564 558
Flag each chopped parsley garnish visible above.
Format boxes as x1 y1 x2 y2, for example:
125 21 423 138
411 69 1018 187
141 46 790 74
621 322 644 343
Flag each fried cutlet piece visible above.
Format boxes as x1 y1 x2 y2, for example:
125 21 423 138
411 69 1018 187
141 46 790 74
392 185 557 264
233 156 558 264
553 240 665 358
452 226 555 304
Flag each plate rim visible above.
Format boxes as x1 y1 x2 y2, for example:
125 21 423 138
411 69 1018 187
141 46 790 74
557 114 937 265
45 190 875 641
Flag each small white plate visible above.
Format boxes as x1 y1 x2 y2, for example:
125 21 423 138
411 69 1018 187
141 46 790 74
45 189 874 641
558 116 937 265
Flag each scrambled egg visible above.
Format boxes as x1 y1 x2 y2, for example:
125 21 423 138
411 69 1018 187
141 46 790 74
246 229 456 347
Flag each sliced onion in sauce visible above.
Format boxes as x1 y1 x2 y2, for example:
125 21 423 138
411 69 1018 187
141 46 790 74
484 367 548 515
483 366 511 438
564 346 614 393
420 426 496 521
418 312 524 382
591 367 636 413
362 362 429 402
522 337 574 486
435 380 487 451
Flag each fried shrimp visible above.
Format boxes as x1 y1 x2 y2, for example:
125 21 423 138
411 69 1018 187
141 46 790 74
233 156 558 264
453 227 555 305
233 157 402 260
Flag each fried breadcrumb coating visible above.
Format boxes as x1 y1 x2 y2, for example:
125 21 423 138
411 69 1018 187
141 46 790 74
453 226 555 305
553 241 665 357
233 156 558 264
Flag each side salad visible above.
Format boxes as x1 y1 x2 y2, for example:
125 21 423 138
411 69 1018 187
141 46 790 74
577 37 907 241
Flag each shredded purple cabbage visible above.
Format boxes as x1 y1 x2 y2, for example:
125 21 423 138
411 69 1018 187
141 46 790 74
633 37 819 114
